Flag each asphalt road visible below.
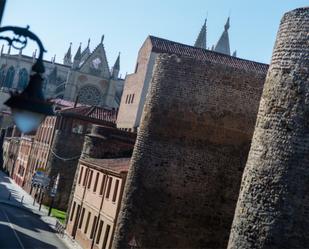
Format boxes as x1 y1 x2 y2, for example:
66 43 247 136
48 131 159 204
0 203 68 249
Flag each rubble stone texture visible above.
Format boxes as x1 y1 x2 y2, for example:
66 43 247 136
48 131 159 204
113 52 267 248
228 7 309 249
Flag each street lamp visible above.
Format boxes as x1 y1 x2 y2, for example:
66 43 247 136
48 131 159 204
0 26 54 133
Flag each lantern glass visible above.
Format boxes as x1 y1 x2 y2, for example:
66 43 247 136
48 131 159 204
12 108 45 133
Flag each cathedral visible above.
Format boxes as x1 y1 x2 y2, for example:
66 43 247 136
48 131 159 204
0 36 124 111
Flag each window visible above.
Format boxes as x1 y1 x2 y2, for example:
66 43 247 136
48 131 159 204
83 168 88 186
102 225 111 249
105 177 112 199
125 94 129 104
127 94 131 104
112 179 119 202
17 68 28 90
99 175 106 195
96 220 104 244
87 170 93 189
78 208 85 229
70 202 76 221
4 66 15 88
84 211 91 234
131 94 135 104
90 216 97 239
93 172 99 192
78 167 84 185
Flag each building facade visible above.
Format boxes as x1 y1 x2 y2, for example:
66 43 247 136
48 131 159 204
12 135 34 187
66 158 130 249
0 37 124 111
2 126 21 176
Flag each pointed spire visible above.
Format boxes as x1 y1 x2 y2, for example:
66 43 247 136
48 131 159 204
74 42 82 60
1 44 4 56
224 17 230 31
112 52 120 79
73 43 82 69
32 49 37 63
232 50 237 57
52 54 56 64
101 35 104 44
213 17 231 55
194 18 207 49
66 42 72 57
63 42 72 66
114 52 120 70
7 44 11 55
87 38 90 48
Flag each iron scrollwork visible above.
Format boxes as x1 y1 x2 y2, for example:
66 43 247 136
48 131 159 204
0 25 46 73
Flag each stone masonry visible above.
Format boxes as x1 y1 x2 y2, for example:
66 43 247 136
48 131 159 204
113 53 268 248
228 7 309 249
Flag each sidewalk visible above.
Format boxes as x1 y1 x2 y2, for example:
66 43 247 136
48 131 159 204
0 170 83 249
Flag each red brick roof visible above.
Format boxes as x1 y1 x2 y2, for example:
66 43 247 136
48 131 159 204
59 106 117 124
81 157 131 174
149 36 269 73
51 98 83 108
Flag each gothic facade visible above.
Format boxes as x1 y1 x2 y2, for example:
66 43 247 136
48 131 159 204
0 36 124 111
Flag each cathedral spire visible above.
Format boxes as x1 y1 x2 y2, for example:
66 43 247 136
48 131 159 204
63 42 72 66
101 35 104 44
74 43 82 60
73 43 82 69
7 44 11 55
213 17 231 55
87 38 90 48
112 52 120 79
194 18 207 49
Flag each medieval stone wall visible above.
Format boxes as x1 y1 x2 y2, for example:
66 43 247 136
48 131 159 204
113 53 267 248
44 130 84 210
228 7 309 249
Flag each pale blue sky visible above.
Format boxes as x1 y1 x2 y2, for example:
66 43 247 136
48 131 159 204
1 0 308 77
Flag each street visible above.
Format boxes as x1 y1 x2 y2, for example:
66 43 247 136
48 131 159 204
0 203 68 249
0 171 69 249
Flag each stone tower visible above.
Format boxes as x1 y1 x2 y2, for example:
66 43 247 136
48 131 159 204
228 7 309 249
113 48 267 248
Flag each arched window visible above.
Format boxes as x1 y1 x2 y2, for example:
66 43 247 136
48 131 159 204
17 68 28 90
4 66 15 88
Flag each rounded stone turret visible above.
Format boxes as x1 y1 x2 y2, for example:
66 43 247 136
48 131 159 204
81 125 108 158
228 7 309 249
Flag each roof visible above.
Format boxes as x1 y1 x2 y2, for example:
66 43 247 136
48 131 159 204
59 106 117 124
81 157 131 174
149 36 269 73
51 98 83 108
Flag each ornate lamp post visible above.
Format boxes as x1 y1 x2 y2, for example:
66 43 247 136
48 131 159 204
0 1 54 133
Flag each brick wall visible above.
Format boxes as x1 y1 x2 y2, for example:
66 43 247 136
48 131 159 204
116 38 155 130
113 53 267 248
228 7 309 249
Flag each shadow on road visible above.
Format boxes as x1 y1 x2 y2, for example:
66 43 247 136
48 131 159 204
0 223 58 249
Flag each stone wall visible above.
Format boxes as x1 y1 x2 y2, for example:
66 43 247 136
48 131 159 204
44 130 84 210
228 7 309 249
113 53 267 248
